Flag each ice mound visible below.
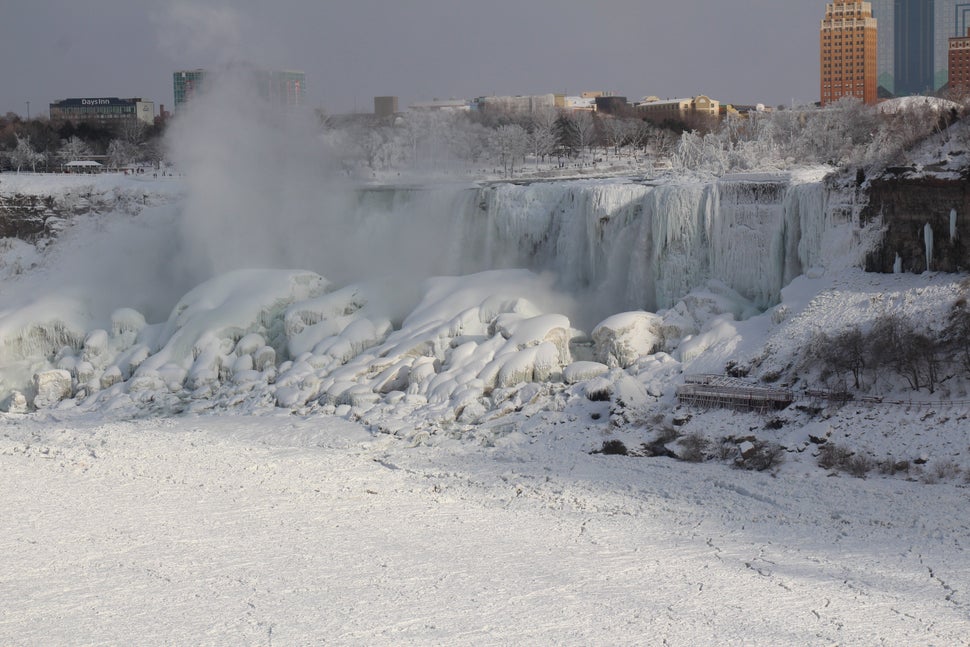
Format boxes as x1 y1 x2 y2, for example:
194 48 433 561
592 311 662 368
0 267 685 429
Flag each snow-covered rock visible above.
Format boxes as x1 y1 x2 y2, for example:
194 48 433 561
32 370 73 408
592 311 662 368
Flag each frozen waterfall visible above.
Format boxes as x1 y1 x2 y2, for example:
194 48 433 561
346 172 831 321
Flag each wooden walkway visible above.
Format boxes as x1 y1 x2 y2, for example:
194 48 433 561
678 374 970 412
676 375 793 413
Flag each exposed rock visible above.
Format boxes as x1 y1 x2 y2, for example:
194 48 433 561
864 175 970 273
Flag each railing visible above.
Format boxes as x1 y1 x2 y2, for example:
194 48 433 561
679 374 970 412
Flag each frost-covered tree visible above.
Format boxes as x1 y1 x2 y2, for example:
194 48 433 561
10 135 44 172
59 135 93 163
602 117 633 159
566 111 596 165
489 124 528 177
527 109 558 168
107 139 138 168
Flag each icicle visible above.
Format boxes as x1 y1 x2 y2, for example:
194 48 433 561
924 223 934 273
893 253 902 274
950 208 957 241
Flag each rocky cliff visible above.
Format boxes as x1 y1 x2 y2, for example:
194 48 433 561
863 171 970 273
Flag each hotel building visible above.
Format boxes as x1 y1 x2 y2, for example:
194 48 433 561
820 0 879 105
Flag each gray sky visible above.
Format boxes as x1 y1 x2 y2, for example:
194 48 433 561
0 0 822 117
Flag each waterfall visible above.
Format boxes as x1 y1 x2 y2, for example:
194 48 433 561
950 208 957 241
353 173 833 318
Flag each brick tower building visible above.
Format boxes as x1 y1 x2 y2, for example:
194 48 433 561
821 0 879 105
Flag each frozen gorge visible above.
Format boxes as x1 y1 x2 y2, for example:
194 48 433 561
0 168 865 422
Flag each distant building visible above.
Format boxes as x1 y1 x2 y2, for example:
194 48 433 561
374 96 399 118
636 96 720 122
869 0 965 96
173 67 306 111
594 96 629 116
820 0 878 105
949 28 970 93
49 97 155 129
269 70 305 107
409 99 470 112
562 96 596 111
477 94 556 115
173 69 206 109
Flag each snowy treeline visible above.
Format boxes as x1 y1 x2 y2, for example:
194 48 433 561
320 108 676 178
671 97 965 176
318 96 969 179
801 286 970 394
0 112 164 172
3 95 965 178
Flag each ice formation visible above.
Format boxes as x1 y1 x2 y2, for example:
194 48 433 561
925 222 934 272
339 171 832 322
0 169 864 421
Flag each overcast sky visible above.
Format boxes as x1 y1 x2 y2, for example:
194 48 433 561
0 0 822 117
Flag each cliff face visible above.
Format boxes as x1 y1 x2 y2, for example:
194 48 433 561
863 173 970 273
0 194 55 239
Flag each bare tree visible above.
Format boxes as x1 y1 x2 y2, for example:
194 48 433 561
602 117 630 159
489 124 528 177
561 111 596 165
528 109 558 168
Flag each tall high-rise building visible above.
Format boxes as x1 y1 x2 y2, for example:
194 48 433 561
869 1 968 96
173 67 305 111
821 0 879 105
173 69 206 110
949 27 970 92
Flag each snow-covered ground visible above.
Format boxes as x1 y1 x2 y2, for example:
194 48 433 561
3 152 970 642
2 413 968 646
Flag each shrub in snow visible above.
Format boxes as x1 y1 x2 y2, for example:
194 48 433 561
927 460 962 483
594 439 628 456
734 440 785 471
877 458 910 476
677 432 709 463
817 443 872 478
32 370 73 408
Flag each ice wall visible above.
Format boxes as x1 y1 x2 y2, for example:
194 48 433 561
348 172 832 324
